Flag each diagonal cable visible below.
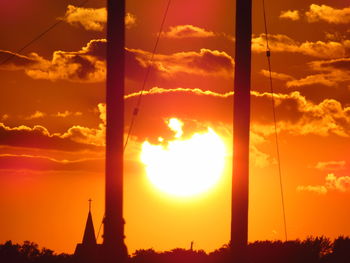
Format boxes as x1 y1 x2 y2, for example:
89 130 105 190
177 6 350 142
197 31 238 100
262 0 288 241
0 0 89 66
124 0 172 151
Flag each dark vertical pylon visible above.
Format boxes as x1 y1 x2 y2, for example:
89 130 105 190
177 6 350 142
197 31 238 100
231 0 252 261
104 0 128 263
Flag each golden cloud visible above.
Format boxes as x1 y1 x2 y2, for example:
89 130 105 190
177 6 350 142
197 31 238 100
54 111 82 118
129 48 234 77
125 86 233 99
2 39 234 82
163 25 215 39
0 50 41 70
0 102 107 150
125 86 350 138
25 111 46 120
260 69 294 81
25 39 107 83
306 4 350 24
297 173 350 194
287 58 350 88
279 10 300 21
297 185 328 194
252 34 350 58
251 91 350 137
315 161 346 171
63 5 136 31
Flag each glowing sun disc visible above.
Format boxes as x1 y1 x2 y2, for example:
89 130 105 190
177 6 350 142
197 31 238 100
140 118 226 197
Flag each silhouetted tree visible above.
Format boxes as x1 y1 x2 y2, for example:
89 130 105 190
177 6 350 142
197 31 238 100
3 237 350 263
325 236 350 263
0 241 73 263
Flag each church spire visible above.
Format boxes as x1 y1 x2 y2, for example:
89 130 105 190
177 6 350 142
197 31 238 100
82 199 97 245
74 199 100 263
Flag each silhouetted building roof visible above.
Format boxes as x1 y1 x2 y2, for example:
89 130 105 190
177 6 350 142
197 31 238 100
74 202 101 263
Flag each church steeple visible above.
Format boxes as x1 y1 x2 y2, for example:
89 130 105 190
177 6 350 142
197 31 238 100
82 199 96 245
74 199 100 263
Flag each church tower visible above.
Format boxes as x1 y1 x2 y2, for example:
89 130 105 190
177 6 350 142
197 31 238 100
74 199 101 263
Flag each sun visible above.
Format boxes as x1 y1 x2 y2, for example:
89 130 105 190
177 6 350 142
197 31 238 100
140 118 227 197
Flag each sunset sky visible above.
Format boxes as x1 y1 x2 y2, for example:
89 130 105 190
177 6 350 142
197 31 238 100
1 0 350 255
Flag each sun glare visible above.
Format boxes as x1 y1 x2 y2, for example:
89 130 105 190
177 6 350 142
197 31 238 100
140 118 227 197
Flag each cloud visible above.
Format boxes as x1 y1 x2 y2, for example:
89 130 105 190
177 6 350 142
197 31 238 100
286 58 350 88
260 69 294 81
26 39 107 82
306 4 350 24
25 111 46 120
54 111 82 118
2 40 234 82
63 5 136 31
250 145 273 168
0 50 41 70
129 48 234 78
315 161 346 171
163 25 215 39
0 123 100 151
1 114 9 121
297 173 350 194
311 57 350 72
280 10 300 21
125 12 137 28
58 103 106 147
125 86 233 99
0 103 106 150
252 34 350 58
297 185 328 194
0 154 103 172
251 91 350 137
286 74 335 88
60 124 105 147
126 87 350 138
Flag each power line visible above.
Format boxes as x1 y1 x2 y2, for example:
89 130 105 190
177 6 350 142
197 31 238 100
262 0 288 241
0 0 89 66
96 0 172 242
124 0 172 151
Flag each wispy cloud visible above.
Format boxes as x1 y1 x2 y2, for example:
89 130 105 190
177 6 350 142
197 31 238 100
0 50 41 70
252 34 350 59
125 87 233 99
25 111 46 120
0 154 103 172
260 69 294 81
163 25 215 39
315 161 346 171
297 173 350 194
129 48 234 78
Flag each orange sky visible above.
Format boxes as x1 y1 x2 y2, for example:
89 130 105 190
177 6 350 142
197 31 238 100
0 0 350 255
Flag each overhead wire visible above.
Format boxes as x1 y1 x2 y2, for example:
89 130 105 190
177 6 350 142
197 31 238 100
0 0 89 66
262 0 288 241
97 0 172 242
124 0 172 151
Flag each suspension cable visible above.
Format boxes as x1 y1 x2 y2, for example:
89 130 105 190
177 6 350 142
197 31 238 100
96 0 172 242
0 0 89 66
124 0 172 150
262 0 288 241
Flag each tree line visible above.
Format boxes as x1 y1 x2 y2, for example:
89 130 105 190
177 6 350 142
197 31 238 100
1 236 350 263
